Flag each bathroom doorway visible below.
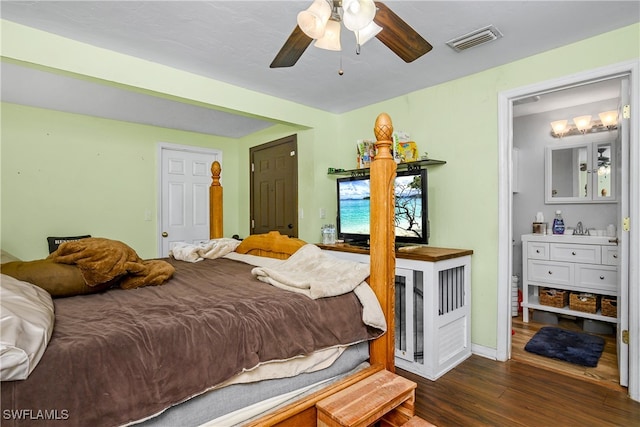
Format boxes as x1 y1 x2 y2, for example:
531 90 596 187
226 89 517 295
497 60 639 400
511 77 624 387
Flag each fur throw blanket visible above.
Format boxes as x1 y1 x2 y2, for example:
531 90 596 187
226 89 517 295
170 238 240 263
251 244 386 331
48 238 175 290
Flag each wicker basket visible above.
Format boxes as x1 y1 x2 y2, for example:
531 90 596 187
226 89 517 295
538 288 569 308
602 296 617 318
569 292 601 313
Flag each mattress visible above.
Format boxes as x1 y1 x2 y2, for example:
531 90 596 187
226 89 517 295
134 342 370 426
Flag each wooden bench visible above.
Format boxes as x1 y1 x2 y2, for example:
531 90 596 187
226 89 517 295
316 369 423 427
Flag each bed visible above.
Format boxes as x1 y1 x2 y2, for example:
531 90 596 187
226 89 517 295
0 113 399 426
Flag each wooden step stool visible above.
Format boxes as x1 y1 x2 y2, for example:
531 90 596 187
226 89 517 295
403 415 437 426
316 369 419 427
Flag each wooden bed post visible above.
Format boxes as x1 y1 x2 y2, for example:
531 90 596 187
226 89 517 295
244 116 398 426
369 113 397 372
210 160 223 239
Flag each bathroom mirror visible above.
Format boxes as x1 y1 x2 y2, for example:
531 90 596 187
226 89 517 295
545 140 615 204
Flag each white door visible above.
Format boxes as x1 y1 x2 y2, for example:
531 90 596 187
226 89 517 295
159 145 221 257
617 76 630 387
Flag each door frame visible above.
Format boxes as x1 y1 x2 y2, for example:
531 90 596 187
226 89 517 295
156 142 222 257
496 59 639 400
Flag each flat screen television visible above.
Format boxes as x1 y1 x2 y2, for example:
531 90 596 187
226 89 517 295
336 168 428 246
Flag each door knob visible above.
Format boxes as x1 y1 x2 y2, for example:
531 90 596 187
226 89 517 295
162 232 168 237
288 224 293 229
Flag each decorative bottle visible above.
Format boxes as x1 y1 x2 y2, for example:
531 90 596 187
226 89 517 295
552 210 565 235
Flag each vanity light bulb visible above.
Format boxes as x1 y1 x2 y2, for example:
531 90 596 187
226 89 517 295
598 110 618 128
573 115 592 133
550 120 568 136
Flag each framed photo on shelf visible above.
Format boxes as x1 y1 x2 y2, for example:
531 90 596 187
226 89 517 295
356 139 376 168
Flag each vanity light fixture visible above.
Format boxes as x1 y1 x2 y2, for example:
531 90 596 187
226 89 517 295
549 110 618 138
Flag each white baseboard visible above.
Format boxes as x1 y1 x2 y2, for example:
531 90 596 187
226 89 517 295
471 343 498 361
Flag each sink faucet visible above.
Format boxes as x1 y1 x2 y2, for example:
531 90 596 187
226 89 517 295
573 222 591 235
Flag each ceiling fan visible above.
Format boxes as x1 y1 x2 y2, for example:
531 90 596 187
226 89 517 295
270 0 433 68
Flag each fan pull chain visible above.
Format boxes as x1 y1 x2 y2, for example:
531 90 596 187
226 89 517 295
338 54 344 76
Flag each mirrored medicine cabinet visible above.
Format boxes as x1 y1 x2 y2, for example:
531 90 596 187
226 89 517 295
545 140 616 204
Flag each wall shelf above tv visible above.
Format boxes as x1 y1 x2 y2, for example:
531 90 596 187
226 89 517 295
328 158 446 177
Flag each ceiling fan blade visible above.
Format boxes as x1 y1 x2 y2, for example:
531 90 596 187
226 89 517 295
270 25 313 68
373 2 433 63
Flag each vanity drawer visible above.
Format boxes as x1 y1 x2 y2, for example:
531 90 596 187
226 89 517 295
575 264 617 294
602 246 619 265
527 242 549 260
528 260 572 286
550 243 600 264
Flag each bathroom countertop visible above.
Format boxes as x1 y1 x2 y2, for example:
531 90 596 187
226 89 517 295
522 233 617 245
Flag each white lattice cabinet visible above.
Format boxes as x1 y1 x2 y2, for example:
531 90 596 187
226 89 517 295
319 244 473 380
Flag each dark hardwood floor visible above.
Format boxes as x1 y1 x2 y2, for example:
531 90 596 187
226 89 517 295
396 314 640 426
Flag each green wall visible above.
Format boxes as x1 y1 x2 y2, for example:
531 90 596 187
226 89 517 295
0 103 241 259
1 19 638 350
335 23 640 348
1 19 341 258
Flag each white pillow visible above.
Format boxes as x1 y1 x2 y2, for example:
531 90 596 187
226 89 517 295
0 274 55 381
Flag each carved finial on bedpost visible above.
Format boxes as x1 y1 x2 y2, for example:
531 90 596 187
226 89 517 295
210 161 223 239
370 113 397 372
211 160 222 187
373 112 394 149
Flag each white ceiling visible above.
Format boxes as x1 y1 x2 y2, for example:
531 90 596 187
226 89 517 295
1 1 638 137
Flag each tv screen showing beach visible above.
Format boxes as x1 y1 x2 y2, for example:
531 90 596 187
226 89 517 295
337 172 425 242
337 178 372 235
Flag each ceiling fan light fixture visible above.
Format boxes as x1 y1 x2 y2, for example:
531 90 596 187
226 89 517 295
355 20 383 46
343 0 376 31
314 19 342 51
297 0 332 39
271 1 432 68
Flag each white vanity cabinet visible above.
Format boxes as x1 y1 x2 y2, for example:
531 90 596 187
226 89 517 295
522 233 618 323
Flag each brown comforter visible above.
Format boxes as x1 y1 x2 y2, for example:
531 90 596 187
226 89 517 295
0 257 382 427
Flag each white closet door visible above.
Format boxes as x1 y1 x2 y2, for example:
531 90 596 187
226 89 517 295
159 145 221 257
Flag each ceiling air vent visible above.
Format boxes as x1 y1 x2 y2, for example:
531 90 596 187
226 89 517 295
446 25 503 52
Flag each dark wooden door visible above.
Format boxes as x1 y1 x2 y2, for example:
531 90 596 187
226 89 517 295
250 135 298 237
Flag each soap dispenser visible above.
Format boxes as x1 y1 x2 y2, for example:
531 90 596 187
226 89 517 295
552 210 565 235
